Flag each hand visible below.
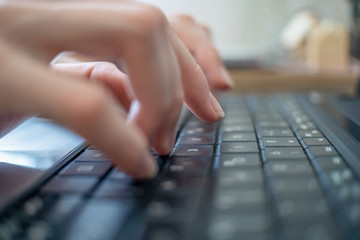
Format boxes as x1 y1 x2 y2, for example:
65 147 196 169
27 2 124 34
167 13 233 89
0 1 225 179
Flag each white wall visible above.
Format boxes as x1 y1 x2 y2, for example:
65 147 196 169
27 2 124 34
140 0 351 58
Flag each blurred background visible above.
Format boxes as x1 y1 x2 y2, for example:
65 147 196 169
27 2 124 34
140 0 352 61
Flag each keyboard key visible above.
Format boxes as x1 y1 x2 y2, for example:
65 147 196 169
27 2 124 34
315 156 347 170
183 125 215 135
218 154 261 168
157 174 206 193
208 214 270 238
216 169 264 188
258 128 294 137
220 132 256 142
308 146 338 157
41 177 98 194
327 168 354 187
60 162 112 177
178 135 215 145
264 147 307 160
213 189 266 210
144 222 185 240
257 121 288 128
220 142 259 153
303 137 330 146
93 180 143 198
262 137 300 147
222 116 252 124
335 181 360 205
297 129 323 138
272 178 322 198
168 156 211 174
75 149 110 162
294 121 316 131
107 169 133 183
173 145 213 156
267 161 314 177
61 199 134 240
221 124 254 132
277 199 330 218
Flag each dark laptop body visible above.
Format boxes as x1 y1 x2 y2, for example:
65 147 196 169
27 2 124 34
0 90 359 240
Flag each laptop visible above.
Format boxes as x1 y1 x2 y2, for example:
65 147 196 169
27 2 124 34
0 85 359 240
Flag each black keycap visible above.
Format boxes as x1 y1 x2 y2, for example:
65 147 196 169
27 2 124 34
60 199 134 240
346 200 360 225
41 177 98 194
167 156 211 173
222 116 252 124
294 121 316 131
267 161 314 177
60 162 112 177
37 195 83 226
327 168 355 187
315 156 347 170
157 174 206 193
75 149 110 162
264 147 307 160
221 124 254 132
262 137 300 147
308 146 338 157
220 142 259 153
220 132 256 142
144 222 184 240
207 214 270 237
297 129 323 138
178 134 215 145
272 178 321 197
107 169 133 183
213 189 266 210
218 154 261 168
277 199 330 219
334 181 360 205
303 137 330 146
147 194 201 213
216 169 264 188
255 113 284 121
173 145 213 156
183 125 215 135
258 128 294 137
257 121 288 128
93 180 142 198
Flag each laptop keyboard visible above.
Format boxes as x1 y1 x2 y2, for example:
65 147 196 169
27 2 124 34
1 93 360 240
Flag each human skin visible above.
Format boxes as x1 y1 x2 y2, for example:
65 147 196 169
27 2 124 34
0 1 231 179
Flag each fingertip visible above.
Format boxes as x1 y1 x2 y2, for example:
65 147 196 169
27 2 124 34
132 152 158 180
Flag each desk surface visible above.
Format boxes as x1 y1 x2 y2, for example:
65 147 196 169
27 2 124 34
228 60 359 96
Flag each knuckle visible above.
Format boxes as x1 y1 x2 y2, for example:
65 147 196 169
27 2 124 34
172 13 195 23
129 3 168 38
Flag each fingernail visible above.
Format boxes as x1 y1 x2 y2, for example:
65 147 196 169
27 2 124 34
134 153 158 179
221 67 234 88
209 92 225 119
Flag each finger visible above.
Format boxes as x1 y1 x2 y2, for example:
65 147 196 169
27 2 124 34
51 61 134 110
193 43 233 90
168 14 233 89
124 29 183 154
0 42 157 179
169 31 225 123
